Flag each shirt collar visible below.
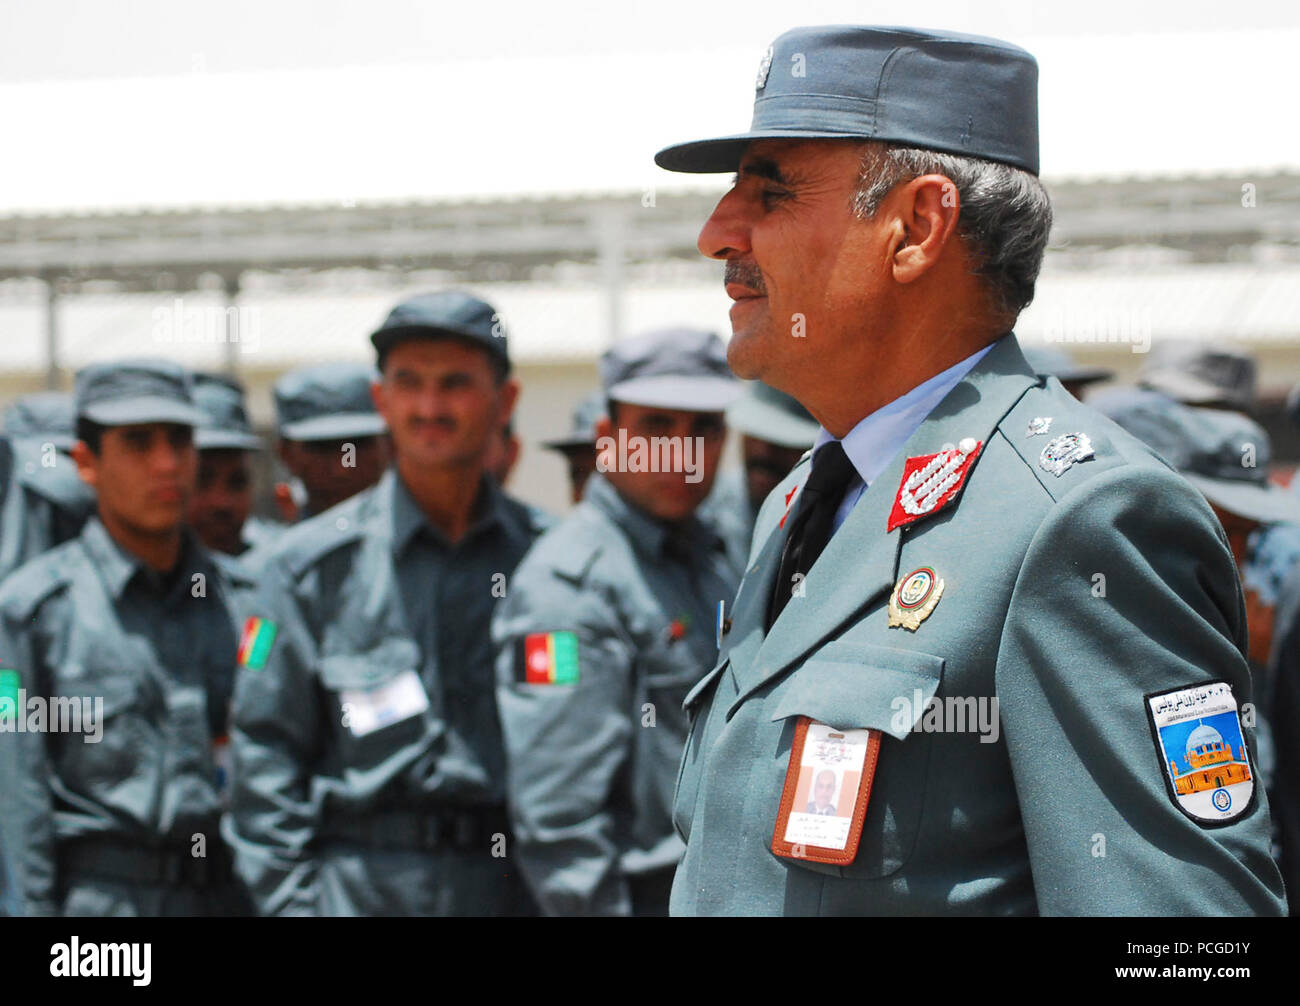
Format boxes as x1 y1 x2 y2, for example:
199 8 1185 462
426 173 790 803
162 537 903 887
387 467 518 555
813 339 998 487
80 516 211 601
583 473 723 562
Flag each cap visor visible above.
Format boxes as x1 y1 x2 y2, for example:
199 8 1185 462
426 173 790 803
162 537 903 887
196 429 263 451
81 397 206 427
654 129 870 174
1187 475 1300 526
608 375 742 412
280 413 387 442
725 398 819 449
542 435 597 452
1140 372 1236 407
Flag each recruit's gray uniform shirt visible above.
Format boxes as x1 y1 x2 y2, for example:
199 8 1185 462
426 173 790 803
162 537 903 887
493 474 741 915
227 468 546 916
0 519 245 916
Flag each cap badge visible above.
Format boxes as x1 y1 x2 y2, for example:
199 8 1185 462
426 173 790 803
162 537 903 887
755 46 774 91
1039 432 1095 477
888 437 982 532
888 567 945 631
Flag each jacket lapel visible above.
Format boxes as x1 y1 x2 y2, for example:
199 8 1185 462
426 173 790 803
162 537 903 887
729 334 1040 708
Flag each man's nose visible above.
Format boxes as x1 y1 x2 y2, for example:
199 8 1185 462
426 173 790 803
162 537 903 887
697 188 752 260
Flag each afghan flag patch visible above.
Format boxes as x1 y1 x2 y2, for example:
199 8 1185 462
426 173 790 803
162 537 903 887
0 668 19 722
237 617 278 671
517 631 580 685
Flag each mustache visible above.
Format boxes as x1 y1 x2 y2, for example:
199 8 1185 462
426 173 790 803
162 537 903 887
724 260 767 295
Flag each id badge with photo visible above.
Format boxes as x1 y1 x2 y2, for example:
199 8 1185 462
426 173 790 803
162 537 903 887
772 717 881 865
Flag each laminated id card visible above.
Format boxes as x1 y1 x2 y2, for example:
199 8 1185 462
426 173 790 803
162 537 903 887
772 717 881 865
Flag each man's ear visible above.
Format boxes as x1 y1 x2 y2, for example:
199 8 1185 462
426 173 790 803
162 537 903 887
72 440 98 489
891 174 962 285
498 378 520 424
370 379 388 423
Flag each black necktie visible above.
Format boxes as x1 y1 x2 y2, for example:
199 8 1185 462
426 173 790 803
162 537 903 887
767 441 858 628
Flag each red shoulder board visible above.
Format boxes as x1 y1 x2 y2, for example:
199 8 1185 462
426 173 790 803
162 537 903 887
887 438 983 532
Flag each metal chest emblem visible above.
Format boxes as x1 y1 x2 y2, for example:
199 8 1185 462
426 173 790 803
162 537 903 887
888 567 945 631
1027 416 1053 437
887 437 983 532
755 46 774 90
1039 432 1095 477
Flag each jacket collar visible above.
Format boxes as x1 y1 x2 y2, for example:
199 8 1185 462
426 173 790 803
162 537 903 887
727 333 1040 707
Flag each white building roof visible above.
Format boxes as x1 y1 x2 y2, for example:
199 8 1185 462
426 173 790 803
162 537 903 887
2 29 1297 215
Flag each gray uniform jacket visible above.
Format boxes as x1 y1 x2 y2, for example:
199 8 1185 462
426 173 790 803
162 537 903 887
226 468 546 916
0 438 95 584
671 335 1287 917
493 474 741 914
0 519 246 916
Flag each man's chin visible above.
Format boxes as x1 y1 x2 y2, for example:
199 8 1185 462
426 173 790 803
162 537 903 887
724 329 766 381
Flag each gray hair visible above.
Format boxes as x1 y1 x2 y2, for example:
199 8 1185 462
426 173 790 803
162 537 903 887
852 143 1053 319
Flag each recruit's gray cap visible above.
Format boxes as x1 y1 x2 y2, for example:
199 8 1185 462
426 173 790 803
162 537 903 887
273 361 387 442
1138 342 1257 412
370 290 509 373
600 327 741 411
543 390 606 451
74 359 206 427
1022 346 1113 386
1096 388 1296 525
655 25 1040 175
726 381 819 449
193 372 263 451
3 391 77 450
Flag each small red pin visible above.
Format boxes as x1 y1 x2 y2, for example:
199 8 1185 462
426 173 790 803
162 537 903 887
779 484 799 528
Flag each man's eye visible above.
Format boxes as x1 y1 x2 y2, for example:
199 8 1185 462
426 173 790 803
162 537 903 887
760 188 790 208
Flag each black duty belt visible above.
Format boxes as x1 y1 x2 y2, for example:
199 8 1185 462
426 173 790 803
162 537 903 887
319 807 511 853
59 837 235 889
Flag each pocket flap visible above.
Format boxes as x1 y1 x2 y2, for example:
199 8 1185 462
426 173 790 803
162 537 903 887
769 642 943 741
682 659 728 712
318 640 421 691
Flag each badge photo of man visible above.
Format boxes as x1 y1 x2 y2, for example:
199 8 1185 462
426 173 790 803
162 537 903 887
654 25 1286 916
806 770 839 817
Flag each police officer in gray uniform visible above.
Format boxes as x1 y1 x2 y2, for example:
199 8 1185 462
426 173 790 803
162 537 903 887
227 291 545 916
269 361 391 524
188 372 280 559
542 391 605 505
654 25 1285 915
0 360 250 915
706 381 819 569
0 392 96 583
493 327 742 915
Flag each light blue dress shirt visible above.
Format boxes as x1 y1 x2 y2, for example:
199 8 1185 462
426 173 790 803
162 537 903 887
813 341 997 532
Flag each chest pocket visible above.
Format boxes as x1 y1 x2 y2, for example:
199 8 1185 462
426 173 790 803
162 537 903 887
51 655 167 794
671 658 732 840
766 640 944 879
317 642 432 767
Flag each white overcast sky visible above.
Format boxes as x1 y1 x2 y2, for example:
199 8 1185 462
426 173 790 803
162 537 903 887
0 0 1296 212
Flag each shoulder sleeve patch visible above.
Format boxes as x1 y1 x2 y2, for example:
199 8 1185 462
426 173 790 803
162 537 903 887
237 616 278 671
1146 681 1256 826
514 630 580 684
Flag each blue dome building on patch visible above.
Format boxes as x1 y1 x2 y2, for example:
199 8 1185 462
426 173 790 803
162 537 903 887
1170 718 1252 796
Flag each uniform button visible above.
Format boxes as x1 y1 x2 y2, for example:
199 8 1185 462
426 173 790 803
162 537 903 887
336 517 349 530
